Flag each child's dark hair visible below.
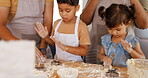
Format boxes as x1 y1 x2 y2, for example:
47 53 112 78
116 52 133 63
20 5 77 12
98 4 136 28
57 0 79 6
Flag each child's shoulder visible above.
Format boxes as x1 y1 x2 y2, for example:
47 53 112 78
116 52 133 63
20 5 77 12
53 19 62 29
101 34 112 47
79 20 87 26
101 34 111 40
126 33 139 41
54 19 61 25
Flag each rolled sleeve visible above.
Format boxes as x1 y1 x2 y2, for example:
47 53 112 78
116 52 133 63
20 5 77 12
79 22 91 45
0 0 11 7
46 0 54 2
140 0 148 12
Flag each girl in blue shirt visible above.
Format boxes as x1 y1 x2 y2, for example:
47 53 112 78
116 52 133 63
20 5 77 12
98 4 145 67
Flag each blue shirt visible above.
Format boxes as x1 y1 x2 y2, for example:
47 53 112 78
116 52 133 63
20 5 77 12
101 33 139 67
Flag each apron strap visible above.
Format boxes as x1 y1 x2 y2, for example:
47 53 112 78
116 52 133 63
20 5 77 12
55 17 79 35
55 20 62 33
74 16 80 35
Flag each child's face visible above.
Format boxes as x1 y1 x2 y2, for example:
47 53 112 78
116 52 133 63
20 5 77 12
58 3 79 22
108 23 129 38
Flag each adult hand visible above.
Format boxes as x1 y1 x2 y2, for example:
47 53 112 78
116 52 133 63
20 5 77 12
35 22 49 38
121 39 132 53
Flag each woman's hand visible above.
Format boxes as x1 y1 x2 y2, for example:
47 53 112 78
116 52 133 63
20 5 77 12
121 39 132 53
35 22 49 38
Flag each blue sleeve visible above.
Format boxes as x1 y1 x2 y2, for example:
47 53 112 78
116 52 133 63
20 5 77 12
101 34 111 48
131 36 140 48
101 36 106 47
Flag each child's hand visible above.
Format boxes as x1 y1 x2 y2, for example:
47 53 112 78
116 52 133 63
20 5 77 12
35 22 48 38
50 36 68 51
103 56 112 67
121 39 132 53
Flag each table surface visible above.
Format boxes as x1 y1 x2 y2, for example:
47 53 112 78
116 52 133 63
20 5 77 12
35 59 129 78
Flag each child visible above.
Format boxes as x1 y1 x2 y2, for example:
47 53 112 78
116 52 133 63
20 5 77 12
35 0 90 62
98 4 145 67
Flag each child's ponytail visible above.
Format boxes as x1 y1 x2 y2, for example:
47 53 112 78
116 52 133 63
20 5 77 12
129 4 136 20
98 4 137 28
98 6 105 20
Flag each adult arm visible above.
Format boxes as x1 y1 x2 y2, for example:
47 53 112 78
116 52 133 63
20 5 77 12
39 1 54 48
80 0 99 25
130 0 148 29
0 6 18 40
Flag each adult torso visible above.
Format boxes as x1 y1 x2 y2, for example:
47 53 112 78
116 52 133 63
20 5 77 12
6 0 45 46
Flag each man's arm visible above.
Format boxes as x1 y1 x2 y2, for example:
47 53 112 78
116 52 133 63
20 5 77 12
39 1 54 48
130 0 148 29
80 0 99 25
0 6 18 40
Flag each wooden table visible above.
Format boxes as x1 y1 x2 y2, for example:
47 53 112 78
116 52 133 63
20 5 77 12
35 59 129 78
